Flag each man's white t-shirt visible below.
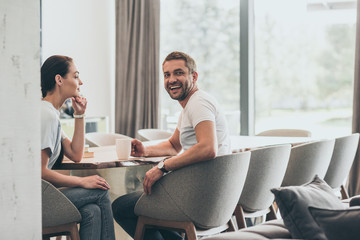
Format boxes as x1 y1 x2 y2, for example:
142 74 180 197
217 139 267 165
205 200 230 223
176 90 231 156
41 101 66 169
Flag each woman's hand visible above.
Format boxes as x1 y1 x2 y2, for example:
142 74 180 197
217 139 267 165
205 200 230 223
143 166 164 195
131 139 145 157
79 175 110 190
71 96 87 115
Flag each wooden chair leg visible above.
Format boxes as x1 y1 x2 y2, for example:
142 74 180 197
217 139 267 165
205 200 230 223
68 222 80 240
265 204 277 221
134 216 146 240
273 201 278 213
341 185 349 199
233 204 247 229
184 223 197 240
134 216 197 240
43 222 79 240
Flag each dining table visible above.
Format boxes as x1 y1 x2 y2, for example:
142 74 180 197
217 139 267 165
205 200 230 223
54 135 313 170
53 134 314 240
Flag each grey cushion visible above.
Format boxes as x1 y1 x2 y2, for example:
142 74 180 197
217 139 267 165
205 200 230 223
349 195 360 207
135 152 251 229
324 133 359 189
309 206 360 240
42 180 81 227
201 219 294 240
271 175 346 240
239 144 291 212
281 139 335 187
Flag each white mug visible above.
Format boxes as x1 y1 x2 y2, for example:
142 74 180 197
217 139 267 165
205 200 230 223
116 139 132 160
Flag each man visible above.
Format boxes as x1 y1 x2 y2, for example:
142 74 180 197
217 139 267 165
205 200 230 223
112 51 231 240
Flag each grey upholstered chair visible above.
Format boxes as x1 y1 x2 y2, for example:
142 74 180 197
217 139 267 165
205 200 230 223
281 139 335 187
85 132 132 147
137 128 173 141
234 144 291 229
256 129 312 137
42 179 81 240
324 133 360 199
133 152 252 240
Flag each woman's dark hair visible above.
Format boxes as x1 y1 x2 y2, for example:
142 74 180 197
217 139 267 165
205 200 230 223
41 55 73 98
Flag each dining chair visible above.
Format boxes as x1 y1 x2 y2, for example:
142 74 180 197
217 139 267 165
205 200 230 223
324 133 360 199
137 128 172 141
256 129 312 137
85 132 132 147
281 139 335 187
42 179 81 240
133 152 252 240
234 144 291 229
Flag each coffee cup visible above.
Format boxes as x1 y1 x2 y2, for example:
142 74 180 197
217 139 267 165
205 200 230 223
116 139 131 160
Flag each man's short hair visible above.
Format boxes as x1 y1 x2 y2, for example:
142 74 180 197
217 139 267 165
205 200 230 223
163 51 197 74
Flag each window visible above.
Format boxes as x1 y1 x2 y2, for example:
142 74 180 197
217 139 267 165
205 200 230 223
254 0 356 137
160 0 356 138
159 0 240 134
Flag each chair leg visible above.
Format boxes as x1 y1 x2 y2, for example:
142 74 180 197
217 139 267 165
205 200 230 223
341 185 349 199
43 222 79 240
265 204 277 221
134 216 146 240
68 222 80 240
184 223 197 240
134 216 197 240
233 204 247 229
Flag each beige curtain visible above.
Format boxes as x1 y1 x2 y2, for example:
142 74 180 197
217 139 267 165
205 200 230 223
348 0 360 197
115 0 160 137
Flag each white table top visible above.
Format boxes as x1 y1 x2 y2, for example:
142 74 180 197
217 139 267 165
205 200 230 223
229 135 313 151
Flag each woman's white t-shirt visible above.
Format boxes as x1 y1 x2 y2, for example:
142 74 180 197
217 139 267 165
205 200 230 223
41 101 66 169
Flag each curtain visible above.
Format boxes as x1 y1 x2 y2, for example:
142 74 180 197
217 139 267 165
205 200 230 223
115 0 160 138
348 0 360 197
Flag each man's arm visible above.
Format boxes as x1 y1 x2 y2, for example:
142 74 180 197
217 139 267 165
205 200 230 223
142 120 217 195
131 129 182 157
163 120 217 171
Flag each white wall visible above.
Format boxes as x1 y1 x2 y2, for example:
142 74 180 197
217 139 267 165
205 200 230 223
0 0 41 238
41 0 116 132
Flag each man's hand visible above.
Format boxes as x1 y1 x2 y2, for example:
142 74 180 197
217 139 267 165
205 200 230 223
131 139 145 157
143 166 164 195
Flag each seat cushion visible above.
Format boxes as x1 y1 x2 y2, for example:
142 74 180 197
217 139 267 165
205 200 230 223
201 219 294 240
309 206 360 240
271 175 346 240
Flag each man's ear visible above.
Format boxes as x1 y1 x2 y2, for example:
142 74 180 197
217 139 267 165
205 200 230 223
192 72 198 83
55 74 63 86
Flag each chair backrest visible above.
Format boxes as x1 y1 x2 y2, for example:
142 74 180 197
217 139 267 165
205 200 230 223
281 139 335 187
239 144 291 212
134 152 251 229
137 128 172 141
42 179 81 227
85 132 132 147
256 129 312 137
324 133 360 188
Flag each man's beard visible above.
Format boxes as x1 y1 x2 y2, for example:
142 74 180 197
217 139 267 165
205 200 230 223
167 81 193 101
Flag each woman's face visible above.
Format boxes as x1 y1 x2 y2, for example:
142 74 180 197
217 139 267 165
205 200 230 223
61 62 83 98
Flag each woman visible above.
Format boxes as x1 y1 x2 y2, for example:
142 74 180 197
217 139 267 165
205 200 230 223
41 55 115 240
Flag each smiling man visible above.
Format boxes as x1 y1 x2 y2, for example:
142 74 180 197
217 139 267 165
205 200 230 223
112 51 231 240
